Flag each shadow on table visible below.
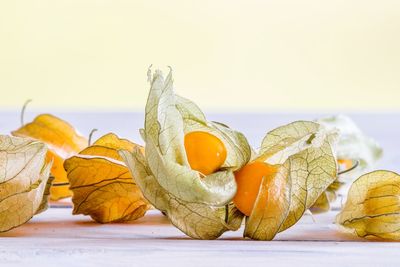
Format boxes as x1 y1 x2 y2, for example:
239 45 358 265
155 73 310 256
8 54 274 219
0 210 170 238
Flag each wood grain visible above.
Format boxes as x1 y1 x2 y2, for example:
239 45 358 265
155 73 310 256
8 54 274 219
0 208 399 267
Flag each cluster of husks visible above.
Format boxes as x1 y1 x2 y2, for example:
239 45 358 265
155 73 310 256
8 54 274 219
121 69 341 240
1 68 396 241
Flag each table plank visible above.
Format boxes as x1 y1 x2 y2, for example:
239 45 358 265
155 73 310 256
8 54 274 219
1 208 399 267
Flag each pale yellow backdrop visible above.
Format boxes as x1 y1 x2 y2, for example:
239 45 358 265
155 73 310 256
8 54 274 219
1 0 399 111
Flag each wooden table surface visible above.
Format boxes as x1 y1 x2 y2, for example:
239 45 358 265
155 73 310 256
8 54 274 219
0 112 399 266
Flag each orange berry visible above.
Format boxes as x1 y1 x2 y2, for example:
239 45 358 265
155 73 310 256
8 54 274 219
338 159 353 170
184 131 227 175
233 161 277 216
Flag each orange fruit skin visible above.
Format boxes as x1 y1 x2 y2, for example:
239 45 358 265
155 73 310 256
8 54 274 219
338 159 353 170
46 150 71 199
184 131 227 176
233 161 276 216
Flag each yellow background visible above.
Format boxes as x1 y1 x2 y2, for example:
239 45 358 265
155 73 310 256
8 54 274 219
1 0 399 111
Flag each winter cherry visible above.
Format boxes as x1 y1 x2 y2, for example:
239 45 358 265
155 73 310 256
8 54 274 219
184 131 227 176
233 161 277 216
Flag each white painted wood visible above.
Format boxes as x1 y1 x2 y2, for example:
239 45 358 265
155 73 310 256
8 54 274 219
1 209 399 267
0 112 399 266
